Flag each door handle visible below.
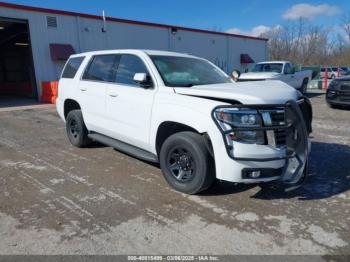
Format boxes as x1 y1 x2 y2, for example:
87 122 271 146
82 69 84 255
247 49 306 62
80 88 87 91
108 93 119 97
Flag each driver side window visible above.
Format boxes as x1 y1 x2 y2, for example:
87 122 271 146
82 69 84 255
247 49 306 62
115 54 153 87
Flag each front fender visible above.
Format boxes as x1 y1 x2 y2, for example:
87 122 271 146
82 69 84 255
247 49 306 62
149 103 218 154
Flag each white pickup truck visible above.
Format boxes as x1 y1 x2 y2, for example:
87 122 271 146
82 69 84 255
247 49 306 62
237 61 312 94
57 50 312 194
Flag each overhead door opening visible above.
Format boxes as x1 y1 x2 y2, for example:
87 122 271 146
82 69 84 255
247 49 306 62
0 17 36 99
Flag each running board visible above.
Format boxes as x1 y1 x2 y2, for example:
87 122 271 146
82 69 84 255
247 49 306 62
88 133 158 163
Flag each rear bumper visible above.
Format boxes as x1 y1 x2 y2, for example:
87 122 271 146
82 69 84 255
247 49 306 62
56 97 65 122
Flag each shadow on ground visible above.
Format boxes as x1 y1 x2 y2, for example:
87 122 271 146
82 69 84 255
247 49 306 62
90 137 350 201
252 141 350 200
0 96 39 108
201 141 350 200
306 91 325 99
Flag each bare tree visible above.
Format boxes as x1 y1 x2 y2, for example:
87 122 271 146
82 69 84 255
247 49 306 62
261 18 350 66
341 12 350 43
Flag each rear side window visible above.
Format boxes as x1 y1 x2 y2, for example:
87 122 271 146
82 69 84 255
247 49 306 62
115 54 151 86
83 55 119 82
61 57 84 79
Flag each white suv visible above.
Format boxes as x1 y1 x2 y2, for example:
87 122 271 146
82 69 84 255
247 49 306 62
57 49 312 194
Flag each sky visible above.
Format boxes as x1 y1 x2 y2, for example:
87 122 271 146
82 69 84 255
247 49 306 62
2 0 349 37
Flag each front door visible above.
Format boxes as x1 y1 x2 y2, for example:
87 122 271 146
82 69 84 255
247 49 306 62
105 54 155 151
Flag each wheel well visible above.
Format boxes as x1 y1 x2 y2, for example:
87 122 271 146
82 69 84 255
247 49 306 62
64 99 81 119
155 122 198 155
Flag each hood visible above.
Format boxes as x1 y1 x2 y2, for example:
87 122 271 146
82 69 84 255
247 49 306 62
239 72 280 80
335 76 350 81
174 81 298 105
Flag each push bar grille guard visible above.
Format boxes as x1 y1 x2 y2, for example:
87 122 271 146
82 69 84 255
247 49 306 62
212 98 311 162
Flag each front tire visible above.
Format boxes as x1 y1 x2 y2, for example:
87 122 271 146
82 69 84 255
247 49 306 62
66 110 92 148
159 131 215 194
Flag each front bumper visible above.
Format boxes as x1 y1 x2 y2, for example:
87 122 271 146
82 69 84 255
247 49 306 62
326 89 350 106
211 99 311 188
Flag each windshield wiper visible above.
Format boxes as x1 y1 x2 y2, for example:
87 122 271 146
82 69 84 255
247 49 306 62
174 83 196 87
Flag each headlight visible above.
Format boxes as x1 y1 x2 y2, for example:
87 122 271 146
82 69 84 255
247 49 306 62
213 108 265 145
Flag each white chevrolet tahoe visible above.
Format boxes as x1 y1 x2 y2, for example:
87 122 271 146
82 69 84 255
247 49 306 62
56 50 313 194
237 61 312 94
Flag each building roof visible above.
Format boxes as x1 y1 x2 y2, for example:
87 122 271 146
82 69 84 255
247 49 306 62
0 2 268 42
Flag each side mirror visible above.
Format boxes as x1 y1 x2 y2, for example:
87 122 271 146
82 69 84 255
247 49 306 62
231 70 241 81
133 73 152 88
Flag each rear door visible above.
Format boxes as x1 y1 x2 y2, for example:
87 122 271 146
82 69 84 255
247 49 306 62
105 54 156 150
78 54 119 134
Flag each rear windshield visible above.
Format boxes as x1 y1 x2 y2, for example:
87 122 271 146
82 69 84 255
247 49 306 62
61 57 85 79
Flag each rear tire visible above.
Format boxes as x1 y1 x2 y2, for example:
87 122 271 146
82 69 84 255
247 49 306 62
159 131 215 194
66 110 92 148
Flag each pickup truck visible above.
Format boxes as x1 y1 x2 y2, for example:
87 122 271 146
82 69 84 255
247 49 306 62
57 50 312 194
237 61 312 94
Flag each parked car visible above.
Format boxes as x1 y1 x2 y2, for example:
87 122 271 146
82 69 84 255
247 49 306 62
326 76 350 108
320 67 338 79
237 61 312 94
57 50 312 194
331 67 348 77
340 67 350 76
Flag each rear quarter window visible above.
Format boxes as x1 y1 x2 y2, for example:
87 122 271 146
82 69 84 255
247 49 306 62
61 57 85 79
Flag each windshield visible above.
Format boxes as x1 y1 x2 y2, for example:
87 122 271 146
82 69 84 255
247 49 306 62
251 63 283 73
150 55 231 87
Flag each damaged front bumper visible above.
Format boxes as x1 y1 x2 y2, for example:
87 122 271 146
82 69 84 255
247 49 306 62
213 98 312 191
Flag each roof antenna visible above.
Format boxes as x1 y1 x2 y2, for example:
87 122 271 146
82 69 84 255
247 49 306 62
102 10 107 32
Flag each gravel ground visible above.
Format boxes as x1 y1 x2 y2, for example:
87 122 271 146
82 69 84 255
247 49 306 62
0 91 349 255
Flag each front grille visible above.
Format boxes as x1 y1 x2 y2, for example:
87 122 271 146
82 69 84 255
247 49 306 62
270 110 286 147
340 83 350 91
339 92 350 101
